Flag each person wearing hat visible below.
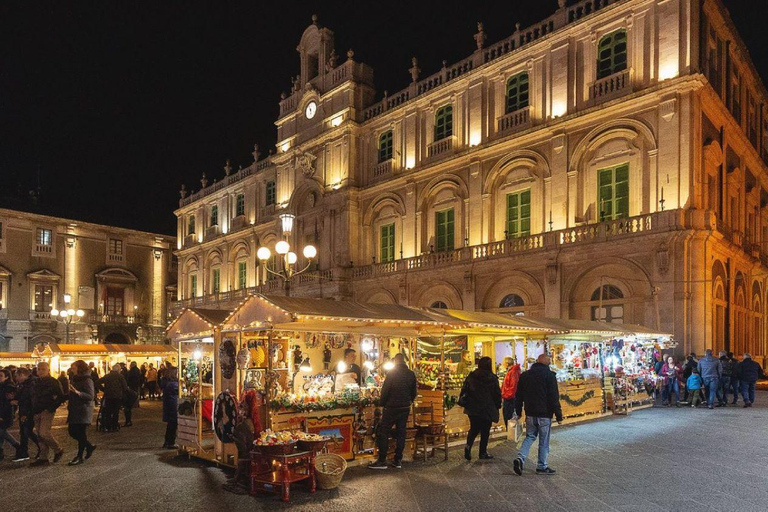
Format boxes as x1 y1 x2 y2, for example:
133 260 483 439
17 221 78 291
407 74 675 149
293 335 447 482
737 354 764 408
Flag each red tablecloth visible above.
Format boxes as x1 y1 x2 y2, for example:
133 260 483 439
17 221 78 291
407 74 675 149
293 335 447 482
201 399 213 423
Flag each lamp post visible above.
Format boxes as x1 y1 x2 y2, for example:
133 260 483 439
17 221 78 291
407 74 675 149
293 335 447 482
51 293 85 344
256 213 318 296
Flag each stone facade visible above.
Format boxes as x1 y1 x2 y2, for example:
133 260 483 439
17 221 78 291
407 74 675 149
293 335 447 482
0 208 176 351
173 0 768 363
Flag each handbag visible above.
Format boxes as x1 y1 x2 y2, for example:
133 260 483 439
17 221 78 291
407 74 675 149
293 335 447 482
457 377 470 408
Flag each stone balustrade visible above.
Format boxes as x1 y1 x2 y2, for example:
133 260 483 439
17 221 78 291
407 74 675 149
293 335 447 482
372 159 393 181
497 106 531 135
427 136 454 159
590 69 632 104
180 157 273 207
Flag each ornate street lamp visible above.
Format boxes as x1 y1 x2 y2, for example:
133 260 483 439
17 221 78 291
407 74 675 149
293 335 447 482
51 293 85 344
256 213 318 296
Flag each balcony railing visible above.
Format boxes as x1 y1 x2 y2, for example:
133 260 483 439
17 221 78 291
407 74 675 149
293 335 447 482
372 159 393 182
34 243 54 256
107 253 124 264
87 313 144 325
427 136 454 159
183 234 197 248
205 225 220 240
497 106 531 135
29 311 53 321
590 69 632 104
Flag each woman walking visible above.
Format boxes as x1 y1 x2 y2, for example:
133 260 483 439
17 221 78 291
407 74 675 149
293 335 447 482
461 356 501 461
66 360 96 465
161 366 179 449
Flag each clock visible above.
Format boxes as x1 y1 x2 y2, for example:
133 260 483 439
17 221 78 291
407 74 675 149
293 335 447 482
305 101 317 119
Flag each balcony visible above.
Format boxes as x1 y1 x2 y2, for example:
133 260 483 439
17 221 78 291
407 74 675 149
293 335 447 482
497 106 531 136
231 215 247 231
33 243 54 257
372 159 393 182
87 313 144 325
183 234 197 249
29 311 53 321
427 136 454 159
590 69 632 105
205 225 220 240
107 252 125 265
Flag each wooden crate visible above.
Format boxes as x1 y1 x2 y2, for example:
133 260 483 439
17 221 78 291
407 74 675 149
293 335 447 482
560 379 604 418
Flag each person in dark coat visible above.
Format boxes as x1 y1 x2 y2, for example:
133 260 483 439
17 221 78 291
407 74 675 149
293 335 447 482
11 367 38 462
98 364 128 432
368 353 417 470
31 361 66 466
737 353 764 407
160 366 179 449
123 361 142 427
57 371 70 403
66 360 96 465
513 354 563 476
0 368 22 461
729 352 741 405
461 356 501 461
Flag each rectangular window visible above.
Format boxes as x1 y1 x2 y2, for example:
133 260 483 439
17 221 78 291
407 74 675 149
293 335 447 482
266 181 276 206
36 228 52 246
380 223 395 263
506 190 531 238
210 205 218 226
598 164 630 221
108 239 123 255
378 130 393 163
34 284 53 312
434 105 453 141
188 216 196 235
505 73 530 114
435 208 455 253
236 194 245 217
106 287 124 316
0 282 4 310
212 268 221 294
190 274 197 298
238 261 247 290
730 65 741 122
597 30 627 80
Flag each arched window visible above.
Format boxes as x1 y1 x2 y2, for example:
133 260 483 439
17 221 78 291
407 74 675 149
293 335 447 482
597 30 628 80
431 301 448 309
499 294 525 309
505 73 529 114
378 130 393 163
591 285 623 301
434 105 453 141
590 285 624 323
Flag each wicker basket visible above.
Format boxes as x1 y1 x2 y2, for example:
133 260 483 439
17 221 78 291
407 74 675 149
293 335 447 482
253 442 296 456
314 453 347 490
297 439 328 453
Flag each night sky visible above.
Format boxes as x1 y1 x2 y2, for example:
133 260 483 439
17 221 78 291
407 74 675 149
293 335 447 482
1 0 766 235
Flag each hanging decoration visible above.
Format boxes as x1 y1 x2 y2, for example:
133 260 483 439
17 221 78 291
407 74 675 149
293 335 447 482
559 389 595 407
219 338 236 379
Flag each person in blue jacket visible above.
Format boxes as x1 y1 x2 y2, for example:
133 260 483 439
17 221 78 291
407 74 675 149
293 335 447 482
686 368 703 408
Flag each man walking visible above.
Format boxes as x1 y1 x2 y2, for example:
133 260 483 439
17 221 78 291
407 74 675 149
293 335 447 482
368 353 417 470
99 364 128 432
514 354 563 476
729 352 741 405
31 361 65 466
697 349 722 409
11 367 38 462
737 353 764 407
717 351 733 406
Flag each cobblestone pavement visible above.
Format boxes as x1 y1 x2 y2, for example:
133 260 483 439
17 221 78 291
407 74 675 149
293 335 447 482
1 395 767 512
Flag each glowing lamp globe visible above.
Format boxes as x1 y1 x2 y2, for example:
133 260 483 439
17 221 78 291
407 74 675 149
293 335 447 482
303 244 317 259
51 308 60 317
275 240 290 255
257 247 271 261
286 252 298 265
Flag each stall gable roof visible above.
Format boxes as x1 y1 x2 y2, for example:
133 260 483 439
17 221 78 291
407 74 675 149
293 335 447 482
258 295 442 324
423 309 555 333
221 294 293 330
166 308 229 337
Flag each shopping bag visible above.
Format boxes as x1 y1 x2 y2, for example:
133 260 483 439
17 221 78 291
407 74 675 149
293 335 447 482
506 416 523 443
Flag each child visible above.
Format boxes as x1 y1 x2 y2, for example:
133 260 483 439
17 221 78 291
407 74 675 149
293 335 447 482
686 368 703 408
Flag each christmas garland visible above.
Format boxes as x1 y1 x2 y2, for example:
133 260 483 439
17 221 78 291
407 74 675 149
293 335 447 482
443 393 458 411
269 393 379 413
559 389 595 407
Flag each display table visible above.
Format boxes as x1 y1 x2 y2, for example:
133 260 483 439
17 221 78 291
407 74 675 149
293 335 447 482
250 449 316 502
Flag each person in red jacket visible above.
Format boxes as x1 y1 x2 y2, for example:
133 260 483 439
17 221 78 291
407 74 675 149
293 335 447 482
500 356 521 426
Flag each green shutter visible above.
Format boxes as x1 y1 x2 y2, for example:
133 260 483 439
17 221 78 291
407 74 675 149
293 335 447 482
598 164 630 221
210 206 218 226
378 131 393 163
212 268 220 294
190 275 197 298
506 190 531 238
238 261 247 289
188 216 195 235
435 105 453 141
236 194 245 217
380 223 395 263
506 72 530 114
435 209 455 252
597 30 628 80
266 181 276 206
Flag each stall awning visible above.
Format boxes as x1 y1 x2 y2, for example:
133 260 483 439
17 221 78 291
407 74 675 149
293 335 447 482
30 343 175 358
421 308 555 336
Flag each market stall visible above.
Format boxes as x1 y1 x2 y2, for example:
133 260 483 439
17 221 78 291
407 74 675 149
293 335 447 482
21 342 176 376
0 352 37 368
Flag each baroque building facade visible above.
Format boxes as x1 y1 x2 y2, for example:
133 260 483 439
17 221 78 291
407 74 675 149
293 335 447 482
174 0 768 364
0 208 176 351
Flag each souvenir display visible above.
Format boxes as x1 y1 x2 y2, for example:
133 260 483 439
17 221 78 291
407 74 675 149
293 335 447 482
214 390 238 442
237 347 251 370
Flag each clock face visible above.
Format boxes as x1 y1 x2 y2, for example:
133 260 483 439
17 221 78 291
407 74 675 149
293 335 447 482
305 101 317 119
